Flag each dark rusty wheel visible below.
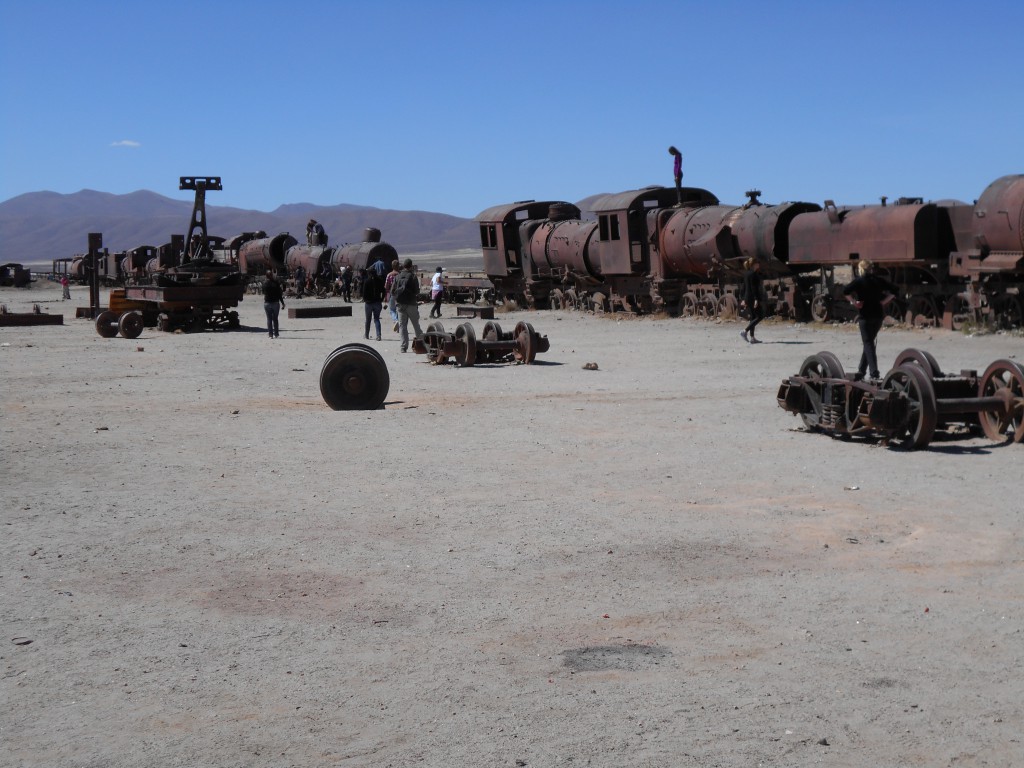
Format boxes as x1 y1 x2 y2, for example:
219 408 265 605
993 295 1024 330
797 352 843 430
117 311 144 339
698 294 717 318
907 296 939 328
319 343 390 410
679 292 698 318
482 320 503 342
95 310 119 338
513 321 537 364
424 321 447 363
942 295 971 331
810 294 830 322
882 363 938 449
454 322 477 367
977 359 1024 443
892 348 943 379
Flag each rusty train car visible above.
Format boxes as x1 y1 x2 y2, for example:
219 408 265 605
477 174 1024 329
238 227 399 282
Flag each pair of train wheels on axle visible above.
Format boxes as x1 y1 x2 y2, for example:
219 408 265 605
423 320 541 366
95 310 144 339
797 348 1024 448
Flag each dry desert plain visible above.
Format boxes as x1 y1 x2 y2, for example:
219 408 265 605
2 278 1023 768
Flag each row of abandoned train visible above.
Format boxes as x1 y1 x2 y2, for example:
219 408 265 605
63 227 399 293
476 174 1024 330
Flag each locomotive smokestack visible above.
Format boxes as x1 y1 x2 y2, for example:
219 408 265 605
363 227 382 243
547 203 577 221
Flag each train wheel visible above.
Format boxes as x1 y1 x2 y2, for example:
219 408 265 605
454 322 477 367
563 289 578 310
95 310 119 338
117 311 144 339
797 353 843 430
892 348 943 379
698 295 717 318
881 364 938 449
883 298 905 327
942 295 971 331
319 343 390 410
425 321 446 364
482 321 504 362
810 295 831 322
590 292 607 314
513 321 537 364
550 288 564 310
908 296 939 328
993 295 1023 330
716 292 741 319
977 359 1024 443
679 292 698 318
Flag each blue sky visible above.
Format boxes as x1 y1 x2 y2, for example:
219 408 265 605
1 1 1021 218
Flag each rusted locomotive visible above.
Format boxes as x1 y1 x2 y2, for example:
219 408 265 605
477 174 1024 329
238 227 399 288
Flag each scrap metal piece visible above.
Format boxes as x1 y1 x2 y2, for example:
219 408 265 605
319 343 390 410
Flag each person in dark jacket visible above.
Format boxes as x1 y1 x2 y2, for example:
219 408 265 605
740 258 764 344
668 145 683 205
361 267 384 340
843 259 899 379
262 271 285 338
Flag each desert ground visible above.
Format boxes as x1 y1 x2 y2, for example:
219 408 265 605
2 278 1022 768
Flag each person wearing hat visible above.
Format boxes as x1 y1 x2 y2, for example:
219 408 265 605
306 219 326 246
843 260 899 380
429 266 446 319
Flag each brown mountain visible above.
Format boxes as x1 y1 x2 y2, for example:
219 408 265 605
0 189 481 268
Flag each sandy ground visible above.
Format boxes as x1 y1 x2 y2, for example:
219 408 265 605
2 280 1023 768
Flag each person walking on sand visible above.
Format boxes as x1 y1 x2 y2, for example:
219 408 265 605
361 267 384 341
429 266 445 318
393 259 424 353
843 259 899 380
61 275 70 300
262 270 285 338
668 146 683 205
384 259 401 332
739 258 764 344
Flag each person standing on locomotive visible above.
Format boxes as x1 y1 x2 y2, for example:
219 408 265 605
843 260 898 380
740 259 765 344
306 219 327 246
668 146 683 206
262 270 285 339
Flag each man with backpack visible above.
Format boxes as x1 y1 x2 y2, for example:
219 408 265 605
393 259 423 353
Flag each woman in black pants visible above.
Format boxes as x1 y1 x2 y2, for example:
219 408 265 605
740 259 764 343
843 260 899 379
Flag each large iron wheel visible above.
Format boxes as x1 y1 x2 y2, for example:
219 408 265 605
977 359 1024 443
942 295 971 331
908 296 939 328
425 321 446 363
454 322 477 367
679 292 698 318
549 288 564 310
319 343 390 410
797 352 843 430
513 321 537 364
892 348 943 379
698 294 717 319
95 310 119 338
117 311 144 339
717 294 738 320
881 363 938 449
810 294 831 322
993 295 1023 330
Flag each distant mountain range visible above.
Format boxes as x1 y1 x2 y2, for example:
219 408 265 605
0 189 484 268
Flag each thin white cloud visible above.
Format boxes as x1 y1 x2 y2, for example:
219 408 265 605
110 140 141 148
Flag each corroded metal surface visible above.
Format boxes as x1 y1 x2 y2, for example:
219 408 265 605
319 343 390 410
